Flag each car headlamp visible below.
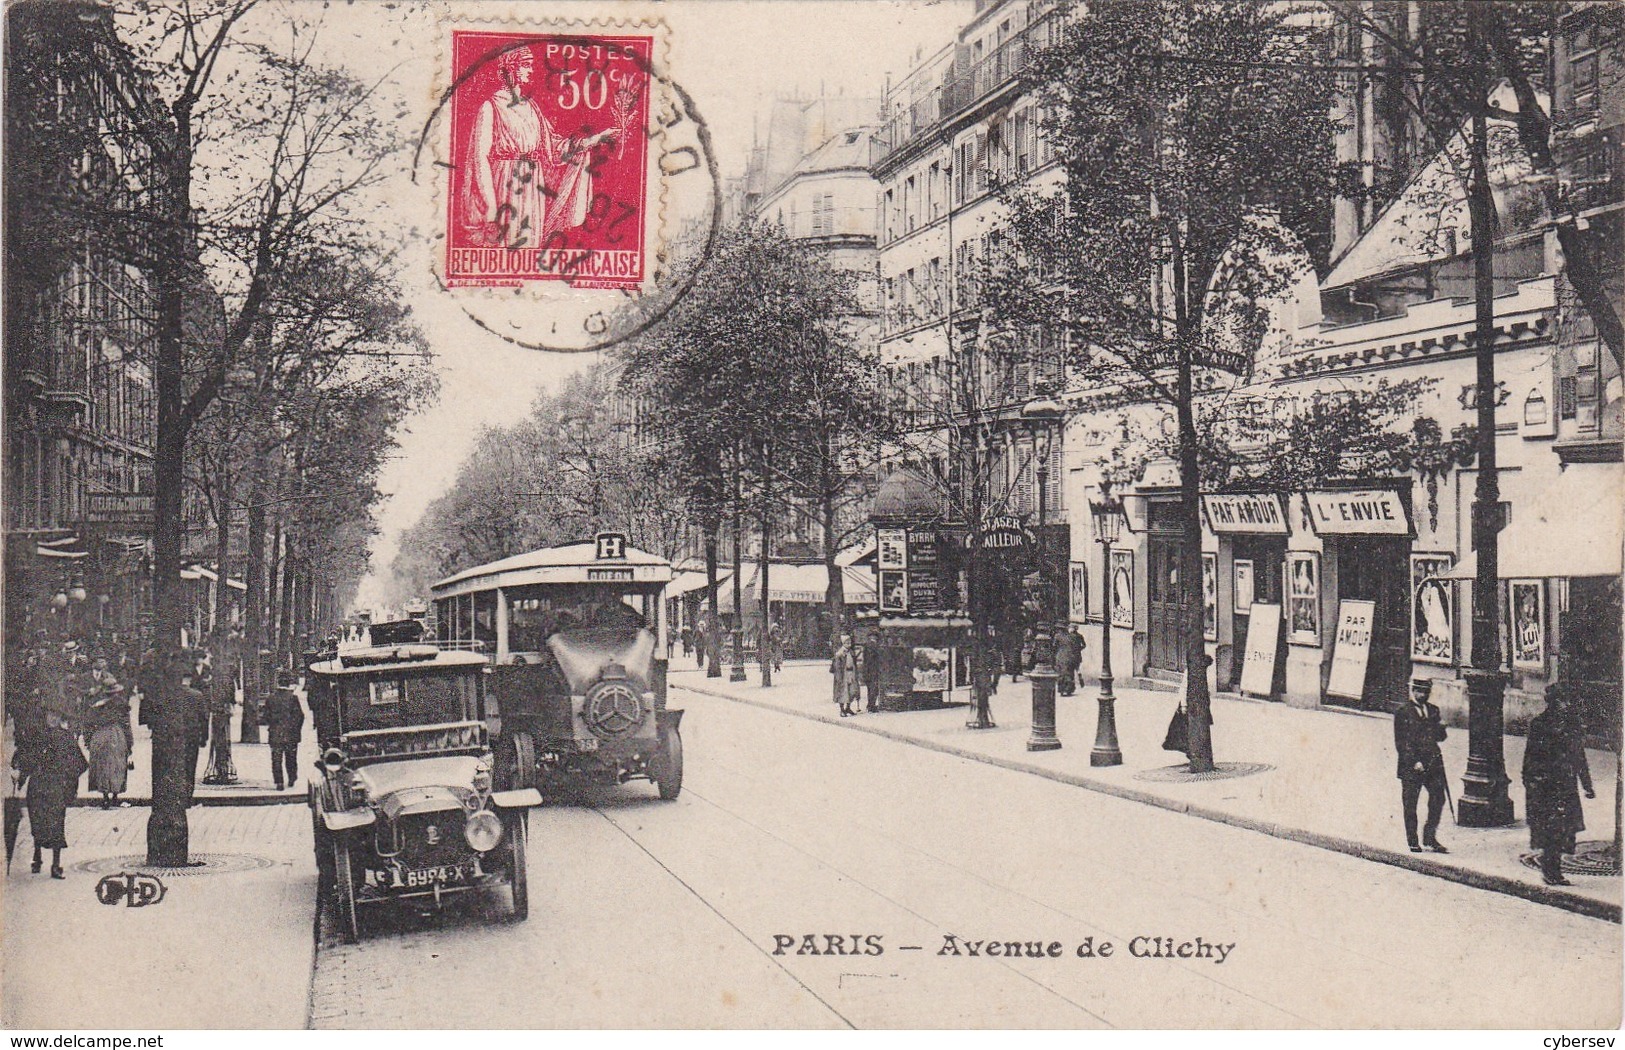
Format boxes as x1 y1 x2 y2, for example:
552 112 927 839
347 769 368 802
464 808 504 853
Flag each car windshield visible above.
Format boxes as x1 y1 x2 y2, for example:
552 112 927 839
508 585 651 652
336 670 479 733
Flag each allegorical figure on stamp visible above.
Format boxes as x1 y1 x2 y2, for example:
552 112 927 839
463 44 625 249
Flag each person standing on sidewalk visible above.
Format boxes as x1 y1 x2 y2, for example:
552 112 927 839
264 671 305 792
831 635 859 717
1522 682 1595 886
1054 625 1085 697
81 657 131 808
24 709 87 878
862 633 883 712
1394 677 1450 854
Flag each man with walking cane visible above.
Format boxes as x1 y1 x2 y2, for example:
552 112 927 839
1394 677 1451 854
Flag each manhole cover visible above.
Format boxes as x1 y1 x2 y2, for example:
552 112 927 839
1518 840 1621 878
74 853 278 877
1134 761 1273 783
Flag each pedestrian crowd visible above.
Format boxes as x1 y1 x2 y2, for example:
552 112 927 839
6 634 308 879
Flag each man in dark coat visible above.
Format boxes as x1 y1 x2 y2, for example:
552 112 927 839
862 635 883 712
264 671 306 791
1394 677 1450 854
178 664 210 804
1054 626 1085 697
1523 683 1595 886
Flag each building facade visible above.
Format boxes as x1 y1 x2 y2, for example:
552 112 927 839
4 1 171 644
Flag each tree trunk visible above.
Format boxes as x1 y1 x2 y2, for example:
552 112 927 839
704 513 721 678
145 123 195 866
822 487 844 661
1178 390 1215 773
240 466 267 743
759 445 773 687
211 485 232 646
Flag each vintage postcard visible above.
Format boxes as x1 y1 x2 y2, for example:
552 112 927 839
3 0 1622 1035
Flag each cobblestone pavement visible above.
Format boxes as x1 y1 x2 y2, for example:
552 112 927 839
3 804 316 1029
308 692 1620 1029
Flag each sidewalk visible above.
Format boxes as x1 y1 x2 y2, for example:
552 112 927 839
2 803 316 1028
671 661 1622 922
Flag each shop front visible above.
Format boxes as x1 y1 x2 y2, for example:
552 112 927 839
1201 492 1289 695
1289 485 1415 712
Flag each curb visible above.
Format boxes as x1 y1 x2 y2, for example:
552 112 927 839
72 794 303 808
673 681 1622 925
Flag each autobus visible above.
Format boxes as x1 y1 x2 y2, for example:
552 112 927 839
427 534 681 798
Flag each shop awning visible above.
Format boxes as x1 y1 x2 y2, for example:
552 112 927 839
667 570 729 598
1442 473 1623 580
717 563 876 611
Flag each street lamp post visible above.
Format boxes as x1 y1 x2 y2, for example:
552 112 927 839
1088 492 1123 766
1022 398 1064 752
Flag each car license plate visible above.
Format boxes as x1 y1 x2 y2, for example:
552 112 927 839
402 864 466 888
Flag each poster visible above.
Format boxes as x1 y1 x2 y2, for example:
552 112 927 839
1410 553 1455 665
910 647 949 691
1069 561 1088 621
877 527 908 569
1110 549 1134 628
1233 558 1254 614
879 570 908 613
1511 579 1545 670
1327 599 1376 700
1202 552 1218 641
1287 551 1319 645
1239 602 1282 698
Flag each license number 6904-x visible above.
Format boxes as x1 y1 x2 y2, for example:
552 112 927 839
403 865 465 888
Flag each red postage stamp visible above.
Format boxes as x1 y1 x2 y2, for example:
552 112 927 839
445 30 654 289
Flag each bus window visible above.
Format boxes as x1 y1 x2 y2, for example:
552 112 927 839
474 591 498 650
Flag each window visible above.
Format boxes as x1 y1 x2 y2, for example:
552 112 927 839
974 131 989 194
1572 50 1599 111
1015 111 1030 174
811 193 834 237
904 175 917 232
928 162 942 220
882 189 895 242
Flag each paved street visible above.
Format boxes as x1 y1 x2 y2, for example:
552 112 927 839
310 688 1621 1029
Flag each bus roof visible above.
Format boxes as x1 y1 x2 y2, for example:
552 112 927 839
429 539 674 598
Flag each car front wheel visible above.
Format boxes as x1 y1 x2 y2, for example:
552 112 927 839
506 813 529 922
653 723 683 800
332 837 360 944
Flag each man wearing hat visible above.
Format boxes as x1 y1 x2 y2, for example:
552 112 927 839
263 671 306 792
1394 677 1450 854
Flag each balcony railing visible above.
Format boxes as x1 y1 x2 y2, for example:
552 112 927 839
876 17 1054 166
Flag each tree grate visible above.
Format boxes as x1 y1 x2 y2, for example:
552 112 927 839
73 853 279 877
1518 840 1621 878
1133 761 1274 783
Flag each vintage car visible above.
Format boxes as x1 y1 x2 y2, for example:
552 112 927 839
429 534 683 800
305 645 542 942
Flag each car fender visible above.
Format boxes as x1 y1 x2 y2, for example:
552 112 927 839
322 808 376 832
656 708 684 732
489 788 543 809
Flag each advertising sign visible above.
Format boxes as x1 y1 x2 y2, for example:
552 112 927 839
1110 550 1134 628
1202 493 1288 535
1233 559 1255 614
877 528 908 569
1304 489 1411 536
879 570 908 613
1287 551 1320 645
1410 553 1455 665
1202 553 1218 641
1511 579 1545 670
910 647 949 692
1326 599 1376 700
1239 603 1281 698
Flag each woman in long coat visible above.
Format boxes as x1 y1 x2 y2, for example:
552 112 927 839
831 635 860 717
1523 683 1595 886
25 709 87 878
82 665 132 807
